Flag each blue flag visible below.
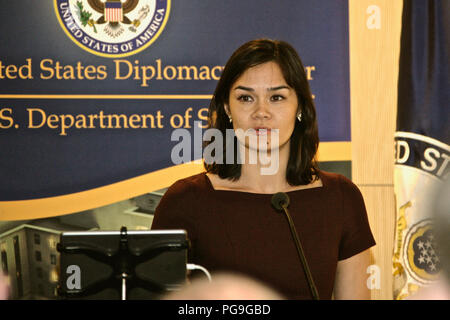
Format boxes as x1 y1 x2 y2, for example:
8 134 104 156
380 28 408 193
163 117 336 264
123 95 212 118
393 0 450 300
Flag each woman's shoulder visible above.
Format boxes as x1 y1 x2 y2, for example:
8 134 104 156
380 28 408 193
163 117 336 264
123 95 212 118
152 173 209 230
318 170 361 195
318 170 347 184
153 172 209 222
163 172 210 198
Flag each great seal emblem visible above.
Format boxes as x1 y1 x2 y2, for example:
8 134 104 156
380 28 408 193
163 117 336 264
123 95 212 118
54 0 170 57
403 219 440 285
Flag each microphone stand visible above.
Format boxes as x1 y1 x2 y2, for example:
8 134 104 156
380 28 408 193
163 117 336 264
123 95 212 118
276 194 320 300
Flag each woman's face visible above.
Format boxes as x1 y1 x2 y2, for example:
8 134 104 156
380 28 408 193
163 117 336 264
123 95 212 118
225 61 299 152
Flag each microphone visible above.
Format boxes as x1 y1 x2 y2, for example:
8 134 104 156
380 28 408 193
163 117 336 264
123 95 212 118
271 192 290 211
271 192 320 300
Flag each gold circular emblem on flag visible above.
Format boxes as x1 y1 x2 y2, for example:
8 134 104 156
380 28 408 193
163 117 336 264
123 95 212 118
404 219 440 284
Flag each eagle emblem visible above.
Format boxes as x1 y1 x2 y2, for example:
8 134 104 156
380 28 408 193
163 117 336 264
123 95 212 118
54 0 170 57
84 0 140 37
73 0 140 37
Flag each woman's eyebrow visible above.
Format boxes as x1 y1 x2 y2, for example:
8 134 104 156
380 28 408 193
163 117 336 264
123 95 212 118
268 85 290 91
233 85 290 91
234 85 254 91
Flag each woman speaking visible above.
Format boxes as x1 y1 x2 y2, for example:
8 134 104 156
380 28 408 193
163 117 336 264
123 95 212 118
151 39 376 300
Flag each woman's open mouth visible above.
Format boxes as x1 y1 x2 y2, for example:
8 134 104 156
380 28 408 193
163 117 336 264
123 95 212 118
253 127 271 136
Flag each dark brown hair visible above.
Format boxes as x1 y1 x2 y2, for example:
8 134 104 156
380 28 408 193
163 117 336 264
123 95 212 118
204 39 319 185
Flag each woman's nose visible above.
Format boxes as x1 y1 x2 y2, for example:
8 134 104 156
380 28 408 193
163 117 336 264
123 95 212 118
252 99 271 120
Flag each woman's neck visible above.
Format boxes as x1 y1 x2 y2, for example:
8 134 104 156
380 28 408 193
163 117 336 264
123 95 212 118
238 142 290 194
207 142 323 193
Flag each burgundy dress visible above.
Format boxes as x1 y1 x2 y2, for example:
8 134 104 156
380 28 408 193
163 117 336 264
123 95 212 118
151 170 376 299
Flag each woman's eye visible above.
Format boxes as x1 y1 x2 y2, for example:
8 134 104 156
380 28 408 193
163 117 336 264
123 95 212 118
271 95 284 102
237 95 253 102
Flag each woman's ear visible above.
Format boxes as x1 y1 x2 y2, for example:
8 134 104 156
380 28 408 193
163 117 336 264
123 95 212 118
224 104 231 118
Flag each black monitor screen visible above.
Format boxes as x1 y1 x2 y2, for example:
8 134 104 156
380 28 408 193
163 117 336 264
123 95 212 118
57 229 188 300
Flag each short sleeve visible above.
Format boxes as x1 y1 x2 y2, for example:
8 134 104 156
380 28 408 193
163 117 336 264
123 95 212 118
151 180 197 261
338 175 376 260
